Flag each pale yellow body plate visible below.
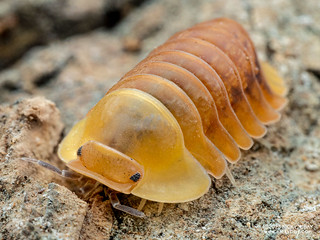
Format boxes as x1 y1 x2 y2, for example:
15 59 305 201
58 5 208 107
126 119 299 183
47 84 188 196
58 89 211 203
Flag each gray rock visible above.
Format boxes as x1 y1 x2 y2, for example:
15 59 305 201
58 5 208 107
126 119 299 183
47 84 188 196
1 0 320 239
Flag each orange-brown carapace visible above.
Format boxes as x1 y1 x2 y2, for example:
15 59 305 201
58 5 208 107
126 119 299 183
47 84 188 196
58 18 287 214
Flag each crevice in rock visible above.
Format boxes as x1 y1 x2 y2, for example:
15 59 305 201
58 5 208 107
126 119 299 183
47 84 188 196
34 57 71 87
307 68 320 81
266 40 276 61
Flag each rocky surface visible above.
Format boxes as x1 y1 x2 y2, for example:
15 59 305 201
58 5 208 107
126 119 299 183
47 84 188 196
0 0 145 68
0 0 319 239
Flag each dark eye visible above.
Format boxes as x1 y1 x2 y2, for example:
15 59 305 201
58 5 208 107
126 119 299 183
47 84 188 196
130 172 141 182
77 146 83 156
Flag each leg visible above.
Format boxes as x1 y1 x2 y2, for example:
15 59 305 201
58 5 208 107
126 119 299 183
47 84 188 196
81 181 103 200
157 202 164 215
138 198 147 211
108 192 145 218
21 157 81 180
225 165 237 186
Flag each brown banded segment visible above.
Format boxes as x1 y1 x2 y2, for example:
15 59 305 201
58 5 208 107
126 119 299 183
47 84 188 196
196 18 288 110
108 74 227 177
150 38 280 124
129 56 252 149
140 50 267 139
149 38 280 145
124 61 215 131
123 60 241 161
196 23 287 111
170 26 279 110
168 31 281 124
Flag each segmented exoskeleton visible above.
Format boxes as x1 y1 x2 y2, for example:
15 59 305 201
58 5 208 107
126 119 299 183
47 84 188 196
42 18 288 217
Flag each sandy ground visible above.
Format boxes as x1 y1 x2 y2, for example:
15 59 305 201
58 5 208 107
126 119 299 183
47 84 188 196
0 0 319 239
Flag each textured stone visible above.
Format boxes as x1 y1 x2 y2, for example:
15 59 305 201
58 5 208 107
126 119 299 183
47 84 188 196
0 0 319 239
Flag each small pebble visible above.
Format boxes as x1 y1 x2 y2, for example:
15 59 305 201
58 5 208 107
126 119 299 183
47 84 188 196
305 162 319 172
123 36 142 52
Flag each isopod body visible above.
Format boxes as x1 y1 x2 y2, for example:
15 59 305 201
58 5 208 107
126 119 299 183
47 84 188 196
58 18 287 205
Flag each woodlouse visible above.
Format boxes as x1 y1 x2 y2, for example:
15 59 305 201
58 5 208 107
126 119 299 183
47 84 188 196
27 18 288 217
